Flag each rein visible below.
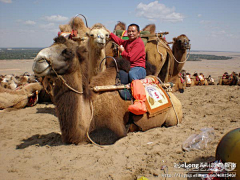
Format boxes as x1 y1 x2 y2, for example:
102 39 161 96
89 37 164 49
47 59 84 94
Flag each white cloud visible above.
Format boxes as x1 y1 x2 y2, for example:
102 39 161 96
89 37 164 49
198 14 202 17
42 15 68 22
39 23 59 33
0 0 12 3
24 20 36 25
135 1 184 22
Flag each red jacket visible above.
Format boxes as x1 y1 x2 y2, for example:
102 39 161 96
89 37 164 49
110 33 146 68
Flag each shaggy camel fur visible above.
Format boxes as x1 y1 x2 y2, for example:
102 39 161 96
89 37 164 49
142 24 173 83
33 36 183 145
86 23 110 79
0 83 42 109
59 17 89 46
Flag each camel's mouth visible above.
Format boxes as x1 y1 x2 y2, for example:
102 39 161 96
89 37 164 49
182 43 191 50
96 42 105 48
32 59 51 77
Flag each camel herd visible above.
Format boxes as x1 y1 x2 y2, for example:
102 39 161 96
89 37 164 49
1 16 239 145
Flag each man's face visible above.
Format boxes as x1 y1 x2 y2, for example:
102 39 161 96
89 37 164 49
127 26 140 41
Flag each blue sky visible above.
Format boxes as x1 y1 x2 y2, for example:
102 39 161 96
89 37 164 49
0 0 239 51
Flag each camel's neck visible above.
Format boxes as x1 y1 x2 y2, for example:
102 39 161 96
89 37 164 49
88 44 106 80
172 46 188 77
53 62 92 144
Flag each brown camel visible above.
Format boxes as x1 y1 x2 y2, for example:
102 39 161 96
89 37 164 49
143 24 173 83
218 72 239 85
171 70 187 93
170 34 191 78
191 73 208 86
32 36 183 145
0 82 42 109
206 75 215 85
185 73 195 87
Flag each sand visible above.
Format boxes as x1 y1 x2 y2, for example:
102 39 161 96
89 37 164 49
0 52 239 180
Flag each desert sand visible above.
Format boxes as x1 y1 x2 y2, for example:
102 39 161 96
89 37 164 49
0 52 239 180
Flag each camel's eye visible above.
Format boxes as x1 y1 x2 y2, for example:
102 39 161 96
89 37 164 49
106 34 109 37
90 34 94 37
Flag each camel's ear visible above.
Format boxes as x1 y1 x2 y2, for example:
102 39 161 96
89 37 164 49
173 37 177 42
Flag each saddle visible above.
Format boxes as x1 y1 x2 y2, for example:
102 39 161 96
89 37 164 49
116 73 172 116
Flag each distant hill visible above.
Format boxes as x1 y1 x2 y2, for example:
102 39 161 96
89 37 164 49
0 48 43 60
188 54 233 61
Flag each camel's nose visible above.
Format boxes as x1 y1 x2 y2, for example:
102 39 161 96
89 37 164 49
97 34 104 39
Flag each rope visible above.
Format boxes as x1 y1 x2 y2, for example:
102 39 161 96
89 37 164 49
51 64 83 94
86 100 109 148
156 33 164 60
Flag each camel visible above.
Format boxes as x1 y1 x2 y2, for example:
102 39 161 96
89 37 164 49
0 82 42 109
144 25 173 83
60 18 109 79
32 36 183 145
191 72 208 86
170 34 191 78
171 70 187 93
59 16 89 46
206 75 215 85
218 72 239 85
86 23 110 79
185 73 195 87
0 73 39 90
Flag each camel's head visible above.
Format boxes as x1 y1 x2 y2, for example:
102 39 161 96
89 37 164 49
33 36 80 77
173 34 191 50
87 23 109 49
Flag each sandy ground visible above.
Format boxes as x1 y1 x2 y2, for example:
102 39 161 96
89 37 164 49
0 52 240 180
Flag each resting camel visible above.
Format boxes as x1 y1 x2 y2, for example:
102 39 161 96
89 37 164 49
32 36 183 145
0 82 42 109
191 73 208 86
186 73 195 87
218 72 239 85
171 70 187 93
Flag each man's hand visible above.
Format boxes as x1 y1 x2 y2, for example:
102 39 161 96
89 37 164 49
119 45 125 53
